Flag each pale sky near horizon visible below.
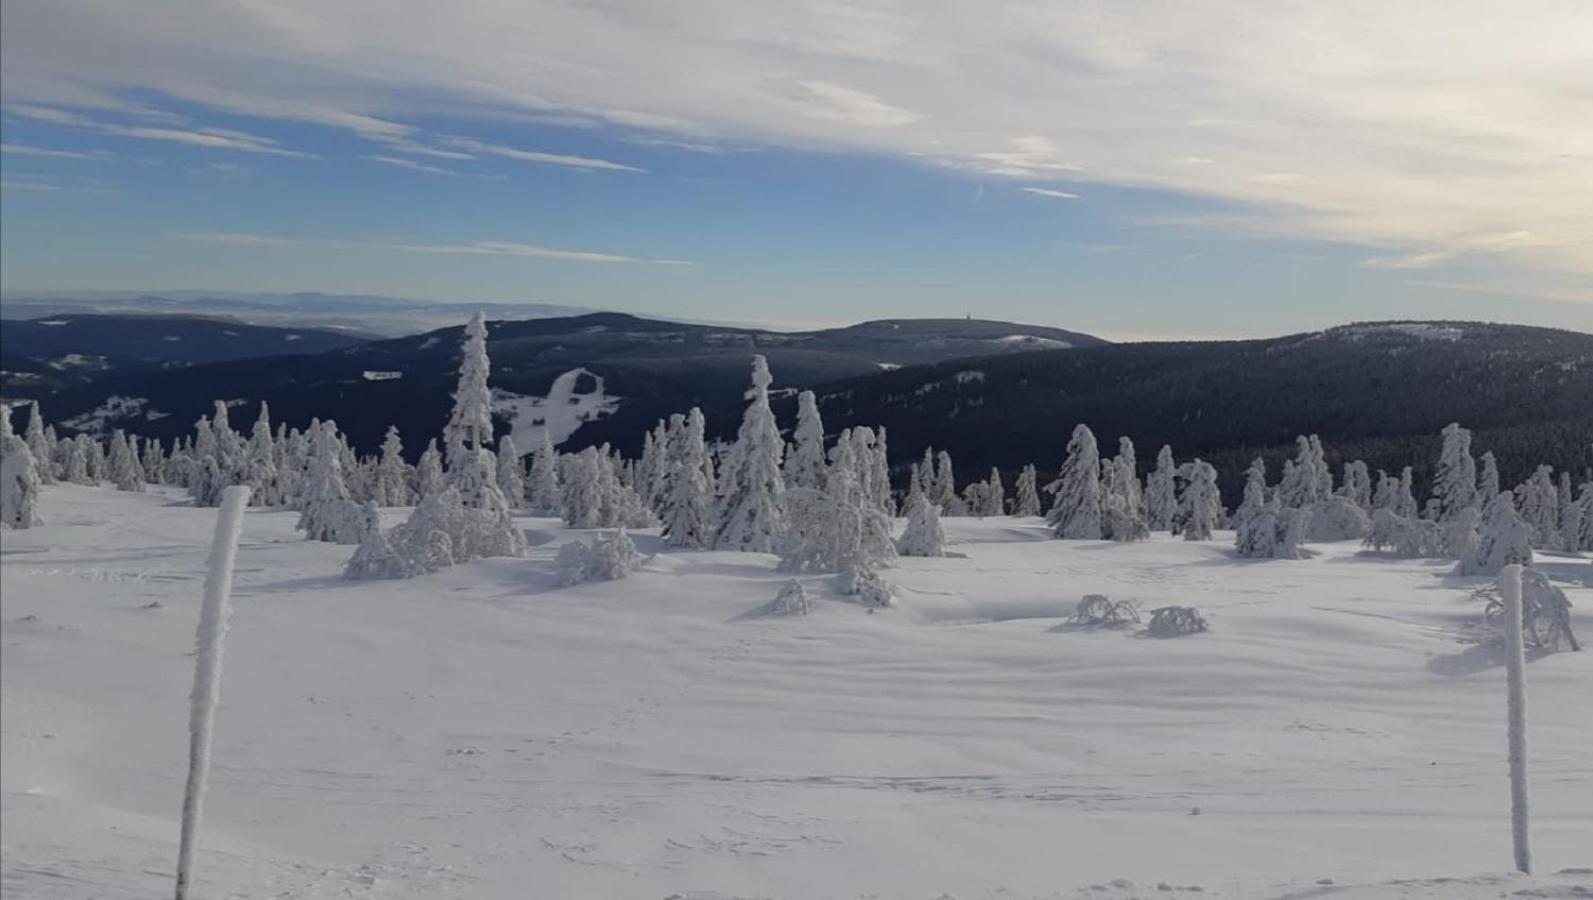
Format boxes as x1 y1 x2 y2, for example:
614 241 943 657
2 1 1590 338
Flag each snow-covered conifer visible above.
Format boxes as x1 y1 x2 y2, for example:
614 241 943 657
932 450 961 515
1013 463 1042 517
1233 459 1273 557
1180 459 1221 541
780 464 895 578
1 405 44 529
1461 492 1534 576
977 468 1005 517
444 311 494 451
373 426 413 507
346 485 524 579
1433 422 1479 522
415 439 445 499
1364 508 1444 557
711 355 786 552
896 492 946 557
23 404 55 484
1395 467 1420 519
1478 451 1501 503
784 390 827 492
1276 436 1323 509
495 435 525 509
525 431 561 516
141 434 167 485
662 408 713 548
1146 445 1178 530
107 430 145 492
1046 424 1102 539
1340 460 1372 511
1101 437 1148 542
1515 465 1561 549
243 403 279 506
296 422 365 544
62 435 91 485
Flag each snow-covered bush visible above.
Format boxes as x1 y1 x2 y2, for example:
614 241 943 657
838 565 893 608
896 492 947 557
1363 508 1444 557
1147 606 1208 637
770 579 811 616
345 486 525 580
1479 568 1580 652
1071 594 1139 626
1306 495 1368 541
556 530 641 586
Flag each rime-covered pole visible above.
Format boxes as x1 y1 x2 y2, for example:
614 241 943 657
175 485 252 900
1499 563 1531 875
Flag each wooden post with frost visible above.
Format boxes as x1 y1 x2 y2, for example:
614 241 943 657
175 485 251 900
1499 563 1531 875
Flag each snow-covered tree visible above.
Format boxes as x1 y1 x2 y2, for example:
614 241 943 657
445 311 494 451
296 422 366 544
242 403 279 506
1433 422 1479 522
1013 463 1042 517
711 355 786 552
780 464 895 579
141 434 167 485
1364 508 1444 557
373 426 413 507
525 431 562 516
1146 445 1178 530
1233 459 1272 557
932 450 961 515
1340 460 1372 511
969 467 1005 518
1460 492 1534 576
1046 424 1102 540
1478 451 1501 503
662 408 713 548
345 486 525 580
23 404 55 484
107 430 145 492
1564 481 1591 552
61 435 91 485
1276 435 1325 510
1101 437 1148 542
1515 465 1561 549
415 439 446 499
1 405 43 529
495 435 526 509
1180 459 1221 541
897 492 946 557
784 390 827 492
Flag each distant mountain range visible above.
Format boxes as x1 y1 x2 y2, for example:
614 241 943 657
3 311 1587 501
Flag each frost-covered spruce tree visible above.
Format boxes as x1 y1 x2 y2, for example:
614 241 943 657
1233 459 1274 557
1515 465 1561 549
495 435 526 509
1364 507 1443 557
452 445 504 511
23 404 55 484
897 491 946 557
711 355 787 552
82 434 107 484
107 430 145 492
637 423 664 510
1433 422 1479 523
916 447 938 502
1 405 44 529
977 468 1005 518
1340 460 1372 511
662 408 713 548
1101 437 1148 542
1046 424 1102 539
1146 445 1178 530
414 439 445 499
1276 436 1322 510
1180 459 1221 541
243 403 279 506
1460 492 1534 575
932 450 962 516
869 427 893 515
296 422 365 544
525 431 561 515
1570 481 1593 552
445 311 494 452
141 435 167 485
780 464 894 580
1478 451 1501 504
1393 467 1419 519
562 447 605 528
373 426 413 507
1013 463 1042 517
784 390 827 492
346 485 524 580
597 445 656 529
61 434 91 485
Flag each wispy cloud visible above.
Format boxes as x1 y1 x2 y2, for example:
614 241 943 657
788 80 919 127
176 232 692 266
0 142 105 160
6 103 308 157
439 137 644 172
363 155 460 176
1021 187 1079 200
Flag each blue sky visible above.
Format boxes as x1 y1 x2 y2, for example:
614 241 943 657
2 2 1589 339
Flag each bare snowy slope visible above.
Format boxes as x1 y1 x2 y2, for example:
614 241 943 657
2 485 1590 898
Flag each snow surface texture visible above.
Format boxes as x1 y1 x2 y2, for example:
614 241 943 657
2 485 1591 899
491 367 619 455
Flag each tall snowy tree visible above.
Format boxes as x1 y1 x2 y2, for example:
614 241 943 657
1013 463 1042 517
23 404 55 484
711 355 787 552
1339 460 1372 511
445 311 494 451
1478 451 1501 503
780 463 894 579
1433 422 1479 522
662 408 713 548
1276 435 1324 509
107 430 145 492
495 435 526 510
1046 424 1102 540
1460 492 1534 575
525 431 562 516
932 450 961 515
373 426 413 507
784 390 827 492
1146 445 1178 530
61 435 91 485
415 439 446 499
1180 460 1221 541
1 404 43 529
1101 437 1148 542
243 403 279 506
296 422 365 544
1515 465 1561 549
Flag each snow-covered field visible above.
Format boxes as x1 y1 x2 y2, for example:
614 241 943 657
3 484 1590 899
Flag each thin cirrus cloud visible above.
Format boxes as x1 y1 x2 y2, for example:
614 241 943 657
6 102 309 157
1 142 106 160
1021 187 1080 200
437 137 644 172
176 232 693 266
362 154 461 176
1 1 1590 296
